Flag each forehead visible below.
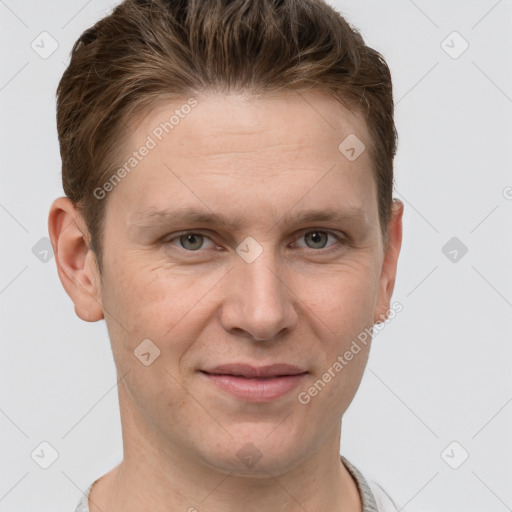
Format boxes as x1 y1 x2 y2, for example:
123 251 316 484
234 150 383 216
108 90 376 222
129 89 370 161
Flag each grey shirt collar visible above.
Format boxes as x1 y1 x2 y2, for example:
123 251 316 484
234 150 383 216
341 455 379 512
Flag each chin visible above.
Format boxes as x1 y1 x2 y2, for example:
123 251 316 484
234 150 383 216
198 426 309 476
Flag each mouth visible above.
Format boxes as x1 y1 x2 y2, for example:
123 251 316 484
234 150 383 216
199 364 308 402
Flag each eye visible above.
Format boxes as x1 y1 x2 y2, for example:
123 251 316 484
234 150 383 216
162 229 345 253
293 229 344 251
164 232 217 251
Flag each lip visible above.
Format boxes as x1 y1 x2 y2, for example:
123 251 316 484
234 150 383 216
200 364 308 402
203 363 307 378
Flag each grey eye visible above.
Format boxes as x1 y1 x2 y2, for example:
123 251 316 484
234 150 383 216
303 231 330 249
179 233 206 250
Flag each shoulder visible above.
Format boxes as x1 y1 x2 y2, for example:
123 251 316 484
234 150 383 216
73 481 94 512
340 455 399 512
367 479 400 512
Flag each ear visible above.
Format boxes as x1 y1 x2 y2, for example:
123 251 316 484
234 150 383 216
48 197 104 322
373 198 404 324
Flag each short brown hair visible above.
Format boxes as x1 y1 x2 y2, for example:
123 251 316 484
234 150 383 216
56 0 397 274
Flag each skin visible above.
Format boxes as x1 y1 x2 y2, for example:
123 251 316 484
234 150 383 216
48 89 403 512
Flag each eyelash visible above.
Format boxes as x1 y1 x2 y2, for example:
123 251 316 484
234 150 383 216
161 229 347 255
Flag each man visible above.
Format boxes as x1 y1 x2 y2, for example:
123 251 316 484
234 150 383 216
49 0 404 510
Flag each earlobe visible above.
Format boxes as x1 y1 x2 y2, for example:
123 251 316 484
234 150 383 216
48 197 104 322
373 199 404 325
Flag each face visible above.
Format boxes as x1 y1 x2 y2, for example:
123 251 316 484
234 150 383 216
55 89 402 476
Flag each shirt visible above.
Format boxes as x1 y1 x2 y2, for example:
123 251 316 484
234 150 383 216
74 455 398 512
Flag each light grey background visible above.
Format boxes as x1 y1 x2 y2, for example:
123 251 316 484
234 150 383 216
1 0 511 510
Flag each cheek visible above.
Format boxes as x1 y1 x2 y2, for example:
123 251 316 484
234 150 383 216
99 255 223 369
99 258 203 423
299 259 380 332
297 261 378 394
102 254 197 328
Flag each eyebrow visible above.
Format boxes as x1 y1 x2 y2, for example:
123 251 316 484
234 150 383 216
131 205 367 232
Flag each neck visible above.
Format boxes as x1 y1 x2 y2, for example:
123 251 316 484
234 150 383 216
88 392 362 512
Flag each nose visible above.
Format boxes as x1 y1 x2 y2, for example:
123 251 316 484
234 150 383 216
219 250 298 341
